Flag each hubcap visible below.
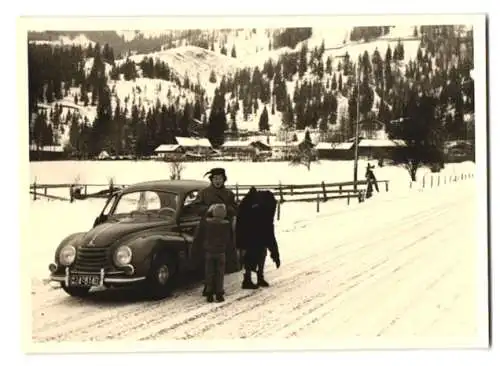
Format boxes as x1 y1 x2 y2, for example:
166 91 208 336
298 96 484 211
157 265 169 285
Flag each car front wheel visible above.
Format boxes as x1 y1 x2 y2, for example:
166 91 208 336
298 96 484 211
146 252 177 300
62 284 91 298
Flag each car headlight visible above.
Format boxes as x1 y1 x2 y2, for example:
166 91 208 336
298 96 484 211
59 245 76 266
113 246 132 267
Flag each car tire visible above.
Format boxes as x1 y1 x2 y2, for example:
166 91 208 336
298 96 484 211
62 284 91 298
146 252 177 300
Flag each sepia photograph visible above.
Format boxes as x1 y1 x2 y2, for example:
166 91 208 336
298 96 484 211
18 14 489 353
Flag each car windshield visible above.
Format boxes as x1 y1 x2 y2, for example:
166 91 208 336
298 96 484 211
111 190 179 218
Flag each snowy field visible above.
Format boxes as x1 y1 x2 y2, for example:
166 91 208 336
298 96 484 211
27 159 486 347
28 160 476 281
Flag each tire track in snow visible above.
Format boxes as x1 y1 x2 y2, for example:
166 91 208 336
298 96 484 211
222 204 462 339
279 208 472 339
131 199 463 340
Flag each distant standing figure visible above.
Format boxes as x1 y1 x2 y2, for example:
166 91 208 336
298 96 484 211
365 163 379 199
202 204 232 303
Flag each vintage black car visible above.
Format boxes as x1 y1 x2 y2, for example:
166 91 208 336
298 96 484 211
48 179 240 299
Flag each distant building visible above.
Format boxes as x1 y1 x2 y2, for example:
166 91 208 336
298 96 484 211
154 136 214 161
220 139 271 160
29 144 66 161
358 119 390 140
154 144 185 160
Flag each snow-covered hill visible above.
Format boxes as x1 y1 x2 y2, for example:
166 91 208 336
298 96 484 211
31 24 473 149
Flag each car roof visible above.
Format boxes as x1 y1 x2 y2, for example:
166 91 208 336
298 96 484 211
121 179 209 194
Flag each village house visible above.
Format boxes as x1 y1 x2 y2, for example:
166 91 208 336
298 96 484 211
154 144 185 160
220 139 272 160
29 144 66 161
154 136 214 161
175 136 213 156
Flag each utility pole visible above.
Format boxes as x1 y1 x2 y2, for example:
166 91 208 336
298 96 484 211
353 61 361 191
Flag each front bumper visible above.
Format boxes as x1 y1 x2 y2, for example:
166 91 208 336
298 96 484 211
49 266 146 286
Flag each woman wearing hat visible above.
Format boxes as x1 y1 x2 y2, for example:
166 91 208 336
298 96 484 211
198 167 238 219
192 167 240 295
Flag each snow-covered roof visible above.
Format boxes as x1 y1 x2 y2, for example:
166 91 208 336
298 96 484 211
155 144 183 152
271 141 301 148
175 137 212 148
332 142 354 150
221 140 254 148
358 139 406 147
315 142 335 150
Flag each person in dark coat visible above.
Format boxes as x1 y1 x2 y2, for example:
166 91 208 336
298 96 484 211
192 167 240 295
202 204 232 303
235 187 281 289
365 163 379 199
196 168 238 219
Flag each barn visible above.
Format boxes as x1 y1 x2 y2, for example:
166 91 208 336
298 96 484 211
154 144 185 160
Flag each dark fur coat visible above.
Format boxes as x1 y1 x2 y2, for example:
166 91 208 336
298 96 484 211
235 188 281 271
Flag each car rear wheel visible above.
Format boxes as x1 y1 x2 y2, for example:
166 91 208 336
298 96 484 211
62 284 91 298
146 252 177 300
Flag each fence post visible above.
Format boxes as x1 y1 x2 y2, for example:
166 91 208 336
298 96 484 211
321 181 327 202
44 187 47 196
385 181 389 192
437 175 440 186
339 185 342 193
431 175 434 188
277 200 281 221
423 176 426 189
33 179 37 201
444 175 447 184
69 184 74 203
358 190 363 203
84 184 88 196
109 180 114 198
316 193 320 213
347 194 350 206
235 183 239 203
278 182 284 203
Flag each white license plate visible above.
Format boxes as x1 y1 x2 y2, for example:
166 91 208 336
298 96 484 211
69 274 100 287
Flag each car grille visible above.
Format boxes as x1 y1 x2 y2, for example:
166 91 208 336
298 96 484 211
73 247 112 272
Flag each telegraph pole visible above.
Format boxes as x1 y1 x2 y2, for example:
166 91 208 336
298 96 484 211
353 61 360 191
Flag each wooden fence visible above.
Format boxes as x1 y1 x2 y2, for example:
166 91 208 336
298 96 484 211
29 179 390 220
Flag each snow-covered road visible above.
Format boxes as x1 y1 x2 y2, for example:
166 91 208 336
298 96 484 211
30 179 485 347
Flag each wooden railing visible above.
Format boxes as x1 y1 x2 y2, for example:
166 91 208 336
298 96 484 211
29 180 389 205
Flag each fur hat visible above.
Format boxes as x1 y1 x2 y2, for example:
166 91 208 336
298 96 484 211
204 167 227 180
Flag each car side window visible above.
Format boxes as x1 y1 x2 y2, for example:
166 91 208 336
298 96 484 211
181 190 203 220
184 190 200 206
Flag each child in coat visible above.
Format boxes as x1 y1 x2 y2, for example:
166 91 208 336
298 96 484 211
203 203 233 303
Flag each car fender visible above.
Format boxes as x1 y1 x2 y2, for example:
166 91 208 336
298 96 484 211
122 234 187 275
54 232 86 262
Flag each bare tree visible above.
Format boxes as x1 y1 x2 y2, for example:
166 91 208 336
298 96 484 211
169 158 185 180
289 144 318 171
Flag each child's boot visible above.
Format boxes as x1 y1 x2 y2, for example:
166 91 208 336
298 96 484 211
215 293 225 302
206 293 214 303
